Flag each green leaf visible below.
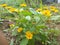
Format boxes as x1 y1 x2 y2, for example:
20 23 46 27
29 8 38 15
50 15 60 20
21 11 32 16
35 35 41 41
20 38 28 45
10 38 14 45
12 30 17 36
28 39 35 45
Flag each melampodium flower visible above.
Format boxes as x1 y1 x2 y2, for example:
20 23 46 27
36 8 42 12
50 8 59 13
50 6 56 11
5 6 12 9
50 6 56 9
42 10 51 17
25 31 33 39
9 8 19 13
54 9 59 13
9 24 14 27
0 4 7 7
17 28 23 32
20 4 27 7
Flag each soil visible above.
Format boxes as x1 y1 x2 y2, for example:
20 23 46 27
0 30 9 45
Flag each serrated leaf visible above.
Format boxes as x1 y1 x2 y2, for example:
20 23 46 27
20 38 28 45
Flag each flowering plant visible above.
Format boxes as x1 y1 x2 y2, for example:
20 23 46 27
0 3 60 45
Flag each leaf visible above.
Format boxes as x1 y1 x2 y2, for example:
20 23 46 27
21 11 32 16
50 15 60 20
12 30 17 36
29 8 38 15
0 18 3 21
35 35 41 41
20 38 28 45
10 38 14 45
28 39 35 45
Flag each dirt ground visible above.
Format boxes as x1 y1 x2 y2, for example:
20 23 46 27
0 30 9 45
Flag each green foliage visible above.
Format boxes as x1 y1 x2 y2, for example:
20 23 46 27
10 38 14 45
20 38 28 45
0 0 60 45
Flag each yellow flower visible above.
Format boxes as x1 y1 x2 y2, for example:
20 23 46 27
14 9 19 12
9 8 15 12
54 9 59 13
17 28 23 32
50 6 56 11
42 10 51 17
9 24 14 27
0 4 7 7
20 4 27 7
25 31 33 39
5 6 12 9
36 8 42 12
50 8 59 13
9 8 19 13
51 8 55 11
50 6 56 9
